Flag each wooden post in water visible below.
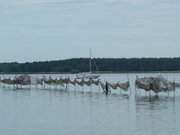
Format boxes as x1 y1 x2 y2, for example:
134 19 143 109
0 76 1 87
168 88 170 98
90 79 92 93
149 90 152 98
173 81 176 100
135 76 138 98
129 83 132 97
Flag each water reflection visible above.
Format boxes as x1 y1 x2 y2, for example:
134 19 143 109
136 94 176 109
0 73 180 135
135 95 179 135
0 87 32 97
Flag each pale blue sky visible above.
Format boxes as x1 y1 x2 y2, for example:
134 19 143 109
0 0 180 62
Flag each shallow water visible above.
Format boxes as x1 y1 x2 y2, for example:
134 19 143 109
0 73 180 135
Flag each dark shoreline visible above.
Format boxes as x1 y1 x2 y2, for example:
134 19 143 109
1 58 180 73
1 71 180 75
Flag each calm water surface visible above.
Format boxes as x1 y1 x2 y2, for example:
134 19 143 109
0 73 180 135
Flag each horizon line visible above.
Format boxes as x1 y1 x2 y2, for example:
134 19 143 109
1 57 180 64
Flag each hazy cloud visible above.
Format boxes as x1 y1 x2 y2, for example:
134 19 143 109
0 0 180 62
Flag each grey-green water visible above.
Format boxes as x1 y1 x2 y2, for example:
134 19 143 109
0 73 180 135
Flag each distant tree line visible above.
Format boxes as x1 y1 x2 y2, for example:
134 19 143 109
1 58 180 73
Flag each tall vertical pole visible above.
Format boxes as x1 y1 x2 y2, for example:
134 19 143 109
89 48 92 74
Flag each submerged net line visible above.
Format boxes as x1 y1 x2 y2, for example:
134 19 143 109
135 76 176 93
107 81 129 91
0 75 130 91
1 75 178 94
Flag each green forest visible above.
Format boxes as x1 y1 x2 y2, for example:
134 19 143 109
0 58 180 73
